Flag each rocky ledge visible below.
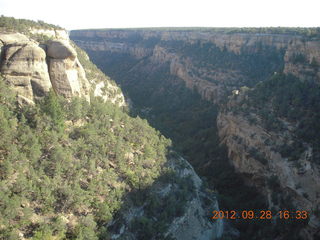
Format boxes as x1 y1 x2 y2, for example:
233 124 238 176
0 30 125 106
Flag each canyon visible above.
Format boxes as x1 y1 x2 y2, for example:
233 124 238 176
0 19 225 240
71 28 320 239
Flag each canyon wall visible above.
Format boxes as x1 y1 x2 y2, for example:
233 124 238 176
0 29 125 106
71 29 320 239
71 30 319 105
0 24 226 239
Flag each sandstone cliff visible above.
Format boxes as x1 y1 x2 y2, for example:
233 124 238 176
284 39 320 83
108 153 224 240
71 30 319 104
70 29 320 239
217 83 320 239
0 30 125 106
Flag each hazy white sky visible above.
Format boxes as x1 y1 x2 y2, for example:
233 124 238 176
0 0 319 30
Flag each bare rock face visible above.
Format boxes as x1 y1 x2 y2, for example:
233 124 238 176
0 32 30 45
29 28 69 40
0 34 52 103
165 156 224 240
0 32 94 103
217 111 320 239
71 30 306 104
109 154 224 240
46 40 90 100
47 40 77 59
284 39 320 83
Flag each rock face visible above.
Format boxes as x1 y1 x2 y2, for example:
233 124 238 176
284 39 320 83
109 154 224 240
46 40 90 99
0 30 125 105
71 30 318 104
29 28 69 40
165 156 224 240
0 33 51 104
217 110 320 239
70 29 320 239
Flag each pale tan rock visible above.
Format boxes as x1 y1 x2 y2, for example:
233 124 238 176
0 31 124 106
0 41 3 60
48 58 80 98
284 39 320 83
0 32 30 45
29 29 69 40
217 112 320 239
75 58 91 101
47 40 77 59
0 41 52 102
48 57 90 100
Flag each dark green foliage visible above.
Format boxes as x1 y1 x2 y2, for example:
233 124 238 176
41 89 65 131
71 27 320 39
291 53 307 64
248 147 268 165
0 75 171 239
123 170 194 239
161 40 285 87
267 175 281 190
238 73 320 164
0 15 62 32
279 142 305 161
72 215 98 240
311 57 319 69
86 52 271 240
69 32 319 239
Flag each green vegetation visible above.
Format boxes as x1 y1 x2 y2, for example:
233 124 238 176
83 36 317 239
0 15 62 32
162 40 285 87
0 75 174 239
72 42 115 84
88 53 273 239
127 168 194 240
235 73 320 164
71 42 126 105
72 27 320 39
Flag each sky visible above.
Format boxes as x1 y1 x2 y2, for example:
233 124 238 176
0 0 319 30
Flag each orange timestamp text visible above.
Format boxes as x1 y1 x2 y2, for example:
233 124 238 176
211 210 309 220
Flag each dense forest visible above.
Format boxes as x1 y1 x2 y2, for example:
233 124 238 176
0 15 62 32
75 27 320 39
0 74 180 239
231 73 320 164
0 16 210 239
87 53 279 239
83 36 315 238
2 15 319 239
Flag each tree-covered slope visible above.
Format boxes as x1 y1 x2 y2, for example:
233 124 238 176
0 17 224 240
70 28 320 240
0 75 172 239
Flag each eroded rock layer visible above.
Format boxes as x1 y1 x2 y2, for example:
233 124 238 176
0 30 125 105
71 29 320 239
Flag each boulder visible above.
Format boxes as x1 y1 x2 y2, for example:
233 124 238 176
0 32 30 45
48 56 90 100
48 58 80 98
46 40 77 59
0 41 52 102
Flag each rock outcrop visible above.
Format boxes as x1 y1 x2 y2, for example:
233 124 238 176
0 33 51 104
29 28 69 40
284 39 320 83
46 40 90 100
72 30 320 104
70 29 320 239
217 110 320 239
109 154 224 240
0 30 125 105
